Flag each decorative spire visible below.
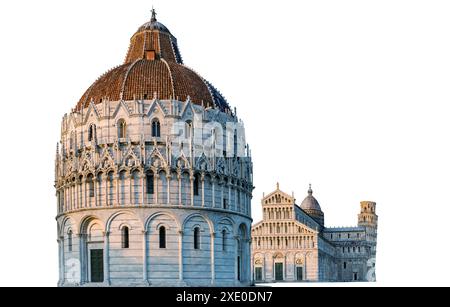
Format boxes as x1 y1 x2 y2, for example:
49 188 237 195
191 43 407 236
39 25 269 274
276 182 280 190
308 184 313 195
151 7 157 22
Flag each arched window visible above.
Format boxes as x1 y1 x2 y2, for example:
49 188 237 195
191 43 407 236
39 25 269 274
107 172 114 204
222 229 227 251
68 230 73 252
146 171 154 195
185 121 193 139
117 119 126 139
193 174 200 196
87 174 95 198
88 124 96 142
194 227 200 250
69 131 75 151
122 226 129 249
159 226 166 249
151 119 161 138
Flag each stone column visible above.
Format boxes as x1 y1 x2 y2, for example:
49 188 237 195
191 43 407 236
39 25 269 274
190 175 194 206
139 173 145 206
234 236 239 282
235 187 238 212
211 176 216 208
228 182 232 211
167 173 171 205
178 172 182 206
178 231 184 281
221 181 225 209
105 176 109 207
141 173 145 206
78 234 84 284
93 177 98 207
155 173 159 204
142 230 149 284
103 231 110 286
58 237 64 286
128 173 132 205
210 232 216 285
115 175 120 206
201 173 205 208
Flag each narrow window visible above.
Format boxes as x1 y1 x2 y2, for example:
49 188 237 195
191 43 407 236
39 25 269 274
222 229 227 251
223 198 228 209
193 174 200 196
122 226 129 249
159 226 166 249
88 124 96 142
68 230 73 252
146 171 154 194
185 121 192 139
117 119 126 139
343 262 347 269
152 120 161 138
194 227 200 250
88 175 95 198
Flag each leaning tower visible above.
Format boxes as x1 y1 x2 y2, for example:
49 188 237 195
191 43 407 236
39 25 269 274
54 10 254 287
358 201 378 281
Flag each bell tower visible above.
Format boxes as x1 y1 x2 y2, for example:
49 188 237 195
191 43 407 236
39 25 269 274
358 201 377 228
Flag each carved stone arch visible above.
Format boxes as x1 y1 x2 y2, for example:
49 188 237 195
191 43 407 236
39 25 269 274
79 215 105 236
144 211 181 232
216 217 235 234
196 153 211 172
123 151 140 168
105 210 144 232
112 100 131 119
215 157 226 175
180 99 196 120
146 99 167 117
60 216 78 237
82 101 101 125
182 213 214 234
148 149 167 169
273 252 285 260
176 153 190 170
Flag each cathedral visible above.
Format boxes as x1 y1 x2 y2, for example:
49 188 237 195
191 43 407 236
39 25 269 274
54 10 254 287
251 184 378 282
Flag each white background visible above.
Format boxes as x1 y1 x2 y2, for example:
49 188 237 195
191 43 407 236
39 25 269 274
0 0 449 287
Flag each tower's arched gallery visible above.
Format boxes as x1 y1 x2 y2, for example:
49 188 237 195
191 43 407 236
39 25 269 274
55 10 254 287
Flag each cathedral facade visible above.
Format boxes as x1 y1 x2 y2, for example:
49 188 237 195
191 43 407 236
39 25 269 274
55 10 253 287
251 184 377 283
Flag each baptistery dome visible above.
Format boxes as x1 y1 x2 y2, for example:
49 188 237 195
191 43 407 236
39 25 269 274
55 10 253 287
76 10 230 113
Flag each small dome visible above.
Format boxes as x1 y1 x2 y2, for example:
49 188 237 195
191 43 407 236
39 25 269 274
300 185 322 211
137 10 171 34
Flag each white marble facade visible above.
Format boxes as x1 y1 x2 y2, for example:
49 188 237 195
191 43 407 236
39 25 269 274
55 98 254 287
251 186 378 283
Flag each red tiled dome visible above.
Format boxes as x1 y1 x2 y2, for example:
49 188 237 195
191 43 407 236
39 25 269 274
76 11 230 112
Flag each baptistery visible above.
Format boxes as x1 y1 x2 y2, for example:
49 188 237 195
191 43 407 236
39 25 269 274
55 10 253 287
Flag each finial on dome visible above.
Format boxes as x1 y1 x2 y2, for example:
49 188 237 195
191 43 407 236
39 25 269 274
308 184 313 195
151 7 157 22
276 182 280 190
